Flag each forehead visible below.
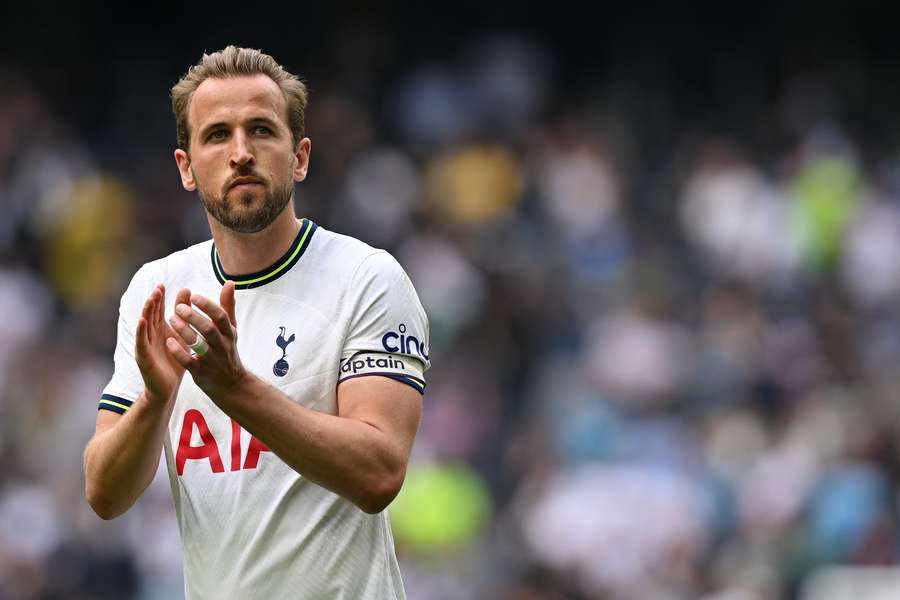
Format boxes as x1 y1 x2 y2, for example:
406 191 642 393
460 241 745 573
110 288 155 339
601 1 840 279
188 74 287 131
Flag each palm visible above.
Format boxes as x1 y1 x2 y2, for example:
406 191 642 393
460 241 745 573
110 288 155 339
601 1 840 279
147 324 184 396
136 286 188 403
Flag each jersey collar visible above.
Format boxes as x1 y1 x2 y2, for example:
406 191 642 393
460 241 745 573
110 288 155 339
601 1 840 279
210 218 318 290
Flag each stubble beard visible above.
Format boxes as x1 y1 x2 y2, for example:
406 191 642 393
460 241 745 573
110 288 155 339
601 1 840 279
195 168 294 234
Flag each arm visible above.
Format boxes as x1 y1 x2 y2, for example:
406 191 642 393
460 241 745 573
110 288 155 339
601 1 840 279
223 371 419 513
83 392 174 519
83 284 190 519
166 282 423 513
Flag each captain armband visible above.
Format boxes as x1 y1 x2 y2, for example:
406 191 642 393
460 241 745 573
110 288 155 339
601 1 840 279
338 352 426 394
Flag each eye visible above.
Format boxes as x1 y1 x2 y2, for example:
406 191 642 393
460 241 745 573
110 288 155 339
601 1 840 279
253 125 272 136
207 129 228 142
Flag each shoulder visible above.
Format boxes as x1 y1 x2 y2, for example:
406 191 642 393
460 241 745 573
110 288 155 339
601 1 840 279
313 227 423 313
307 224 408 284
144 239 214 279
120 240 214 304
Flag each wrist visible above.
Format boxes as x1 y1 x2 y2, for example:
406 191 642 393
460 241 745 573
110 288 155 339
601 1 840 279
140 370 183 407
142 388 177 410
212 368 256 408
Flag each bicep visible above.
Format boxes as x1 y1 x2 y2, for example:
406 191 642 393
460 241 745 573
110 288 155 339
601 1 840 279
336 376 422 459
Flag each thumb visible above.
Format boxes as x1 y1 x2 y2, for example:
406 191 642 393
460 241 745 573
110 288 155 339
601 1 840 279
221 280 237 327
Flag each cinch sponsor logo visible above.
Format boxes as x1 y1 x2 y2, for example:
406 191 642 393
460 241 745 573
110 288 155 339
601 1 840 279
382 323 429 360
342 355 407 375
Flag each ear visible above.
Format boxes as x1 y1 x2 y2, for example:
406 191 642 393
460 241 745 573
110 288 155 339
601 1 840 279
292 137 311 183
174 149 197 191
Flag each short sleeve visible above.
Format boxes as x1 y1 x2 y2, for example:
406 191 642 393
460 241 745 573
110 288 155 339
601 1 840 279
339 251 430 394
99 265 151 414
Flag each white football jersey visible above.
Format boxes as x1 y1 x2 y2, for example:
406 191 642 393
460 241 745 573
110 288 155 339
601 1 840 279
100 219 429 599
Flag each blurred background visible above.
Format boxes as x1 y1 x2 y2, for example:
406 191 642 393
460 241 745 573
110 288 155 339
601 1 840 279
3 1 900 598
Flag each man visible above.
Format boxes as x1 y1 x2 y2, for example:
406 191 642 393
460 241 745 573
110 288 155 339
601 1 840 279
83 46 429 599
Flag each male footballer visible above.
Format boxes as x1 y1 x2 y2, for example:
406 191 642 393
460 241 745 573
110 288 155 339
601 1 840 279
83 46 429 599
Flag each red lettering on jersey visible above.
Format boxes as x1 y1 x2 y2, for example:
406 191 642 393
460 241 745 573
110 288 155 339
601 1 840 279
243 435 271 470
230 418 241 471
176 409 225 475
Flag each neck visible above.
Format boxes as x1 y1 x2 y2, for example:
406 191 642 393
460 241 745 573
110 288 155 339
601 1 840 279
208 203 301 276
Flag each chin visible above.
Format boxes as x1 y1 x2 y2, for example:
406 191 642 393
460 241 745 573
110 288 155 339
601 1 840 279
229 188 263 207
221 214 271 234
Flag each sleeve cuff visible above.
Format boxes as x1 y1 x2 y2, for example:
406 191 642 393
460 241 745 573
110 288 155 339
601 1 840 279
338 373 426 395
98 393 135 414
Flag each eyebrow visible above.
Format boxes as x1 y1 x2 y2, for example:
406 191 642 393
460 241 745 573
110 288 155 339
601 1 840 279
197 117 280 141
198 121 229 141
247 116 280 129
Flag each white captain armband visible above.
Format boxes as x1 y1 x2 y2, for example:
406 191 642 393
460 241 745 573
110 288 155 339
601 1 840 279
338 352 426 394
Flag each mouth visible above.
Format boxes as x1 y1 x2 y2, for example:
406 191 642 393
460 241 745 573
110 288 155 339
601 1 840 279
228 177 264 190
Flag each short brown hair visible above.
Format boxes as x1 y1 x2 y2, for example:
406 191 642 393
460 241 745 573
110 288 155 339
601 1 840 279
171 46 308 151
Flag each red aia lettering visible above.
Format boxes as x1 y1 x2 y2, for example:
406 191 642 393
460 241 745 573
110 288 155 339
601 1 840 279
229 418 271 470
243 434 270 470
230 418 242 471
175 410 271 476
176 409 225 475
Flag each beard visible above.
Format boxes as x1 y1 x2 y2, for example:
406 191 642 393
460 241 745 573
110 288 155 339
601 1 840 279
195 167 294 234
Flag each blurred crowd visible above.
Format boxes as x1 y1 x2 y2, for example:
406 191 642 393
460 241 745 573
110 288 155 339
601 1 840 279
3 25 900 600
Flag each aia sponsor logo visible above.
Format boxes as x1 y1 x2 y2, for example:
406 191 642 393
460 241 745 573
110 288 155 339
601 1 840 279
175 410 270 476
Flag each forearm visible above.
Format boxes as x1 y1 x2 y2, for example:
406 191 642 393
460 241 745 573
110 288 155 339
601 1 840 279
216 374 405 513
84 392 174 519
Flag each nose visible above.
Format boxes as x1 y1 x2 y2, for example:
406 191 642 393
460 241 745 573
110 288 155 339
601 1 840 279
229 130 254 167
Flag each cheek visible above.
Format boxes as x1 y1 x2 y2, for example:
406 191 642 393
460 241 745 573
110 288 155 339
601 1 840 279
191 156 224 186
261 150 296 183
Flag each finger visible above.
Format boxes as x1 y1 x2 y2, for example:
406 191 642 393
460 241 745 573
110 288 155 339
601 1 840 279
136 316 150 360
155 284 166 334
164 322 192 354
220 281 237 328
175 302 221 345
175 287 192 310
166 337 195 369
190 293 233 339
169 313 201 346
141 293 157 344
149 285 160 326
167 322 194 348
166 289 192 346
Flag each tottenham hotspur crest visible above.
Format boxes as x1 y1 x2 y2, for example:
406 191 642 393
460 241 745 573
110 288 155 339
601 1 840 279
274 327 296 377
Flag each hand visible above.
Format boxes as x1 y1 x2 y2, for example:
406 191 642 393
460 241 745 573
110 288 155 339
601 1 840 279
166 281 248 402
136 284 191 404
